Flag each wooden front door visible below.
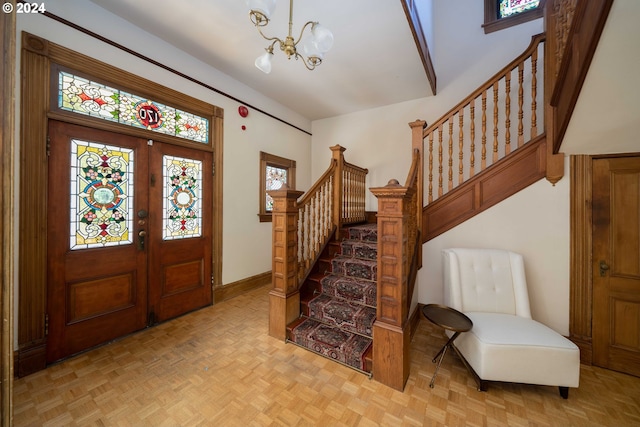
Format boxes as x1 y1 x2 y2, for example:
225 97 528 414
592 156 640 377
46 120 212 363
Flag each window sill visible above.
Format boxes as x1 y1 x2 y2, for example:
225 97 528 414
483 6 543 34
258 213 272 223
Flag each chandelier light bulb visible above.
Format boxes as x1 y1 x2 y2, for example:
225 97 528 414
246 0 277 21
255 50 273 74
311 23 334 53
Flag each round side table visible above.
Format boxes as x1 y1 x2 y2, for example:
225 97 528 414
422 304 473 388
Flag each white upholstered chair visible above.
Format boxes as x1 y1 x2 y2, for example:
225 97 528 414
442 248 580 398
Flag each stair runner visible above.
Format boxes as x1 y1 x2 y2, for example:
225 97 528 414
288 223 377 374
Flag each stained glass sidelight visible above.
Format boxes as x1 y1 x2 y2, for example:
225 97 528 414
163 155 203 240
265 165 287 211
70 139 134 250
58 71 209 143
499 0 540 18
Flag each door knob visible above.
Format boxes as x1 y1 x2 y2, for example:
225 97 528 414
599 260 610 277
137 230 147 251
137 209 148 218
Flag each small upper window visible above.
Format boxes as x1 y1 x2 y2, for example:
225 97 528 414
483 0 543 34
259 152 296 222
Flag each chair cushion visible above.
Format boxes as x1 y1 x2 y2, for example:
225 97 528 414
451 312 580 387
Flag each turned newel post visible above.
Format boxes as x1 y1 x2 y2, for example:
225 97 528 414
370 179 413 391
268 187 304 341
330 145 346 239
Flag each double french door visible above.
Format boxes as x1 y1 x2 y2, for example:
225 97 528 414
46 120 212 363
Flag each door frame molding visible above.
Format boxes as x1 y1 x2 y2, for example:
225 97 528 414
570 152 640 365
17 32 224 376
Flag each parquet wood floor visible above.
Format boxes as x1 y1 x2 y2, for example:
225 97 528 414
13 285 640 426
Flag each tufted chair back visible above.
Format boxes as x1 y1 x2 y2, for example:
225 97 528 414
443 248 532 318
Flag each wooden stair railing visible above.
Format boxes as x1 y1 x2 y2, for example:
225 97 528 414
415 33 552 241
370 142 423 391
268 145 368 341
423 33 546 205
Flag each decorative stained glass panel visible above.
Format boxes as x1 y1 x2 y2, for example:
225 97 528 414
58 71 209 143
265 165 287 211
163 155 202 240
70 139 134 250
499 0 540 18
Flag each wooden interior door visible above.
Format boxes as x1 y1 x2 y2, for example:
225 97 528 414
47 121 149 363
47 121 213 363
147 142 212 323
592 156 640 377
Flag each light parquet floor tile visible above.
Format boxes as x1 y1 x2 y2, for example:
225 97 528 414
13 284 640 426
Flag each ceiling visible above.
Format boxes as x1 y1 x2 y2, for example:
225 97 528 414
88 0 433 122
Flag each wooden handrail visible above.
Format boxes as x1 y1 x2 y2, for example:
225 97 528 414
423 33 545 136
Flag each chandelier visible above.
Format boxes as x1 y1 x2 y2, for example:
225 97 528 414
246 0 334 74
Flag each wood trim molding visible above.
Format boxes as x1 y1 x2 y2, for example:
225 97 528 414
17 34 50 375
1 1 16 421
549 0 614 153
401 0 437 95
422 136 546 242
569 155 594 364
214 271 271 303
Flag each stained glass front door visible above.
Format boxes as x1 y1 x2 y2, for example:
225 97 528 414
46 120 213 363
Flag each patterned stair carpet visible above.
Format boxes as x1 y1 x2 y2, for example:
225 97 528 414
290 223 377 373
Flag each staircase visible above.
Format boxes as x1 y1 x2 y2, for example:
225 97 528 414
287 223 378 374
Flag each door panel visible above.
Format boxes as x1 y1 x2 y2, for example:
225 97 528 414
148 143 213 322
593 156 640 377
47 120 148 363
47 121 213 363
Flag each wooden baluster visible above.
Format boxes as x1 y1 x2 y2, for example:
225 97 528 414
448 120 453 191
482 90 487 171
470 98 476 177
493 81 499 163
518 62 524 147
531 47 538 138
324 180 330 236
505 70 511 155
458 109 464 185
438 126 443 197
428 132 434 203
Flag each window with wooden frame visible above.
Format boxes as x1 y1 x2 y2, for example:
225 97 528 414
259 152 296 222
483 0 544 34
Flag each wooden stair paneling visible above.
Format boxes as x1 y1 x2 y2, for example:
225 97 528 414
423 135 547 241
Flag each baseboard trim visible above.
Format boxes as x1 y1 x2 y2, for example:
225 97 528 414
214 271 271 303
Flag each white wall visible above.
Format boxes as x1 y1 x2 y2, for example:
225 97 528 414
14 0 312 293
311 2 572 333
422 158 571 334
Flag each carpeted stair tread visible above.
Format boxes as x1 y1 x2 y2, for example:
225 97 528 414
287 223 378 375
308 294 375 336
340 240 377 261
289 317 372 372
320 274 376 307
347 223 378 241
331 256 377 281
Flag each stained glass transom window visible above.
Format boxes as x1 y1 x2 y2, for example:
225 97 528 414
58 71 209 143
70 139 134 250
163 155 203 240
265 165 287 212
499 0 540 19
